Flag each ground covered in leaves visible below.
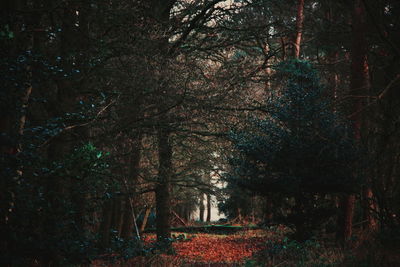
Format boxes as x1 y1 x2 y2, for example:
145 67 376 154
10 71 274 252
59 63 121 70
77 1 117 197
143 229 275 264
92 228 286 266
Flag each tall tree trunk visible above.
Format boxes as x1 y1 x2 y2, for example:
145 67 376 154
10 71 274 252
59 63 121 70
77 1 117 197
351 0 377 231
99 200 113 249
184 205 191 221
294 0 305 58
121 136 142 240
199 193 205 222
121 198 134 240
337 0 375 242
337 195 356 242
155 128 172 241
111 197 123 236
263 42 272 95
149 0 176 244
349 0 377 231
206 193 211 222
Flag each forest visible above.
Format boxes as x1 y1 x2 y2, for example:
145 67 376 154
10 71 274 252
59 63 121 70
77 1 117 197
1 0 399 266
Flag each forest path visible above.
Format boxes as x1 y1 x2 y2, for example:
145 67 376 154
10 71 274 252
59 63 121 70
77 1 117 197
93 228 284 266
141 229 278 266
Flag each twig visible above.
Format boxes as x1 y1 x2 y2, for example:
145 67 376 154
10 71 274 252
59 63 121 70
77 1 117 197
377 73 400 100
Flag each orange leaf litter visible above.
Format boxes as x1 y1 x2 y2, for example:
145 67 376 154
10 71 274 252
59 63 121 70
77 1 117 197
143 230 268 264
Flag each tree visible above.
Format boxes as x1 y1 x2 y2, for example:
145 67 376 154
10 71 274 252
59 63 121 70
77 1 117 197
294 0 305 58
336 0 372 243
3 0 399 265
227 60 360 241
362 0 400 232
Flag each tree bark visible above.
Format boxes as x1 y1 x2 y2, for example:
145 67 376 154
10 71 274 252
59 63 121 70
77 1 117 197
351 0 377 232
155 128 172 241
199 193 205 222
99 200 113 248
337 194 356 242
121 197 134 240
337 0 375 242
148 0 176 244
121 136 142 240
184 205 191 221
111 198 123 236
206 193 211 222
294 0 305 58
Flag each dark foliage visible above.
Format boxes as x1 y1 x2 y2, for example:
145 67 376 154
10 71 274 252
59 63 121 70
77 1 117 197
226 60 363 240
